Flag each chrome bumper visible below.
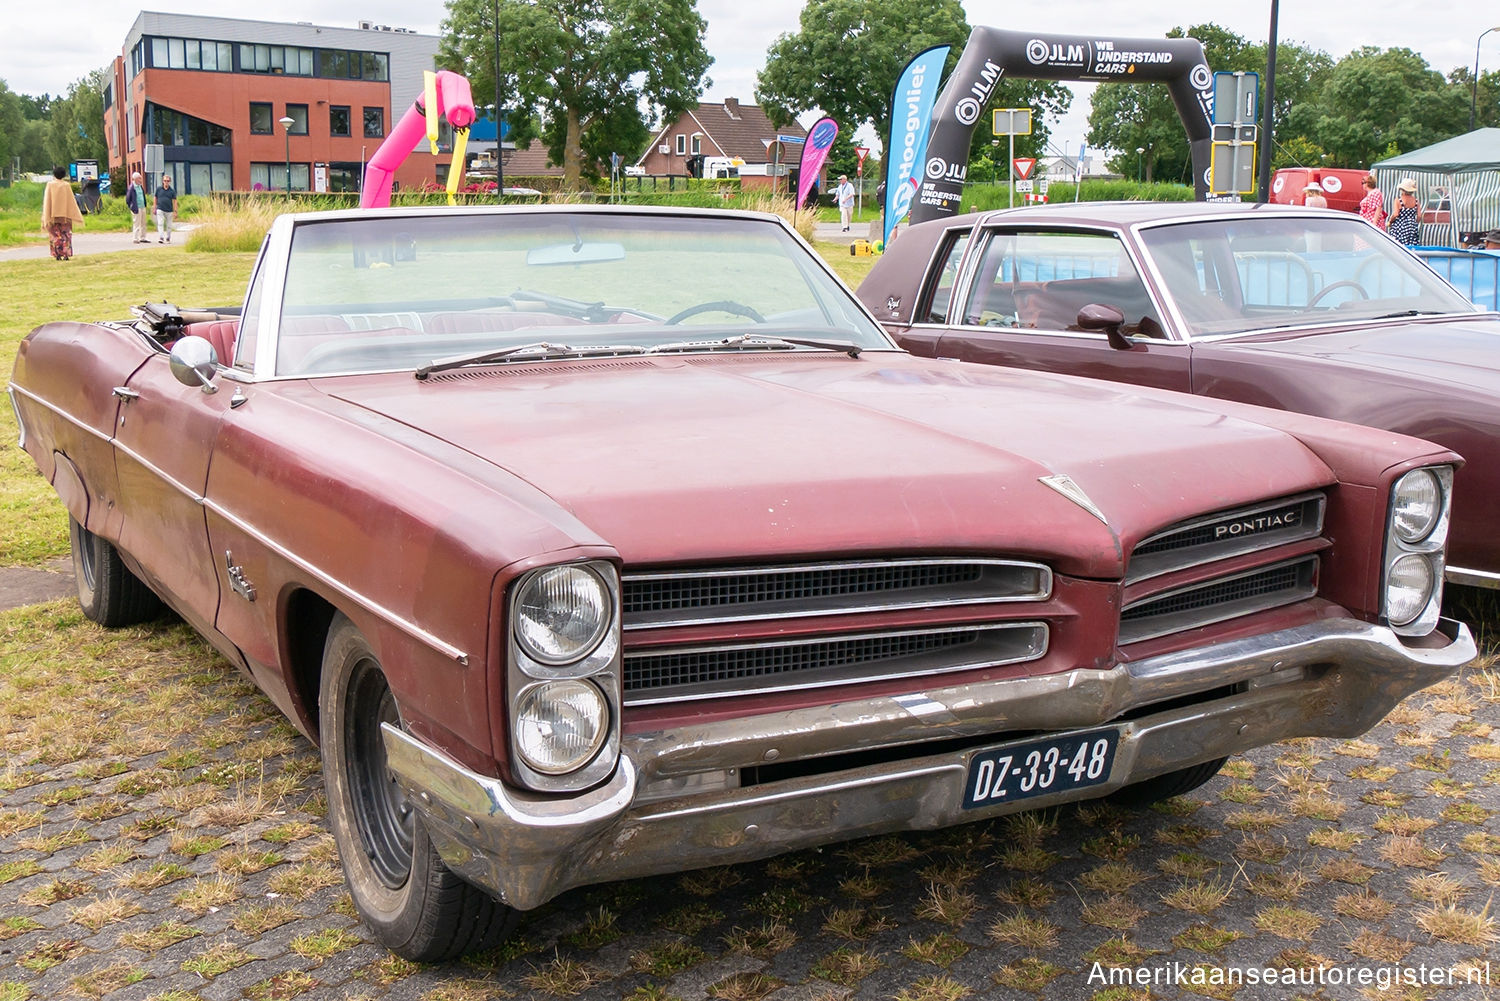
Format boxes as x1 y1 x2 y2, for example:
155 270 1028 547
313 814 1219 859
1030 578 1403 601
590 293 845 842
383 616 1473 910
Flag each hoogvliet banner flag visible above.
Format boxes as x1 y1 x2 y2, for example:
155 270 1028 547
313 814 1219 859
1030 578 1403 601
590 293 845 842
884 45 950 246
796 117 839 210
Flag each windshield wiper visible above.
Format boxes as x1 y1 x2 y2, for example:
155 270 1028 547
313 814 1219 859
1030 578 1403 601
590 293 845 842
647 333 862 357
415 341 647 379
1369 309 1445 320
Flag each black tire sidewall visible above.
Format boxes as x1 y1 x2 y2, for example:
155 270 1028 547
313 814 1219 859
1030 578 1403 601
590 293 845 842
319 615 440 951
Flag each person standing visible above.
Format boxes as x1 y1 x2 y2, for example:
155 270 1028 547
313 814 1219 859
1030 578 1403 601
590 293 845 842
1385 178 1421 247
1358 174 1385 228
836 174 855 232
40 166 83 261
154 175 178 243
1302 182 1327 209
126 171 149 243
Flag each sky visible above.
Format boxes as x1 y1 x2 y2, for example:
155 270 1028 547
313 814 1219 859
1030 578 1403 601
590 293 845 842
2 0 1493 157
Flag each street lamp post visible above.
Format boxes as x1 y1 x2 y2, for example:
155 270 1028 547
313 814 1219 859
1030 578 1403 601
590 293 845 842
278 116 295 194
1473 27 1500 131
1136 147 1145 184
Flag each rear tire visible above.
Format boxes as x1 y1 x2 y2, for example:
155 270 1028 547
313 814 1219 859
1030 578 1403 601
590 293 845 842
319 614 515 961
69 517 161 626
1108 757 1228 807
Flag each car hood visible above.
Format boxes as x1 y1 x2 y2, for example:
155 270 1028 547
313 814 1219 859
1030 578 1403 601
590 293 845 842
1214 315 1500 382
321 354 1333 578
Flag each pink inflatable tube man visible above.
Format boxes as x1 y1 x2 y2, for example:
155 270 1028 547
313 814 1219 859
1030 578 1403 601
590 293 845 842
361 70 477 209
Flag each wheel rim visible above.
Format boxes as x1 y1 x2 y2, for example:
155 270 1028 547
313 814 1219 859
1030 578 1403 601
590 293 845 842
74 523 98 593
345 659 414 889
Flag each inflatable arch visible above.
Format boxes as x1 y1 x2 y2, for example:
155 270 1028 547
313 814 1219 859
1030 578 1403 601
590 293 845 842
910 28 1216 225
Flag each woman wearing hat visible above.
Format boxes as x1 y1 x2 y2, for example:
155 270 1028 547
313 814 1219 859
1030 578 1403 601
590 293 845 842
1302 181 1328 209
1386 178 1420 247
1358 175 1385 228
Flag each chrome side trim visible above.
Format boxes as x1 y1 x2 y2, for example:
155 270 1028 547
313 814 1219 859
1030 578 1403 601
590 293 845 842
9 383 114 445
7 385 25 448
203 497 469 665
621 558 1052 630
1446 565 1500 590
113 438 206 504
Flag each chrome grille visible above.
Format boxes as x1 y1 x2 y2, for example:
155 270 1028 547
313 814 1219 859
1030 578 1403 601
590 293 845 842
1128 493 1325 584
622 559 1051 630
1120 557 1318 645
623 623 1048 705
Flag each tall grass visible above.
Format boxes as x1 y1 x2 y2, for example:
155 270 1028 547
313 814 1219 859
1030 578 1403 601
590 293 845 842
186 198 282 253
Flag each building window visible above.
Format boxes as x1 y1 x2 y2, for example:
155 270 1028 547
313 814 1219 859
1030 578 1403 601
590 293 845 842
251 162 310 192
239 44 313 76
144 102 231 147
675 134 686 155
250 103 273 135
362 52 388 81
103 84 113 110
363 106 385 138
318 50 349 78
285 104 308 135
691 134 702 155
330 106 351 137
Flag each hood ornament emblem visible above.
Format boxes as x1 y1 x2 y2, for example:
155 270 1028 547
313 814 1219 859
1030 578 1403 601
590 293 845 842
1039 474 1108 525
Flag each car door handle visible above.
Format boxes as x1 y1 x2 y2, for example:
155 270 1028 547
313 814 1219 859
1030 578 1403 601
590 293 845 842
112 387 140 401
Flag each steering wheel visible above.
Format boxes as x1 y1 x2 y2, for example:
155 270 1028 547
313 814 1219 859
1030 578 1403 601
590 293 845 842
1307 281 1370 307
665 300 767 325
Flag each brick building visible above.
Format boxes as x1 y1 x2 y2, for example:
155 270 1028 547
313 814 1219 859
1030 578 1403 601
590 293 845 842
635 98 811 192
103 12 454 194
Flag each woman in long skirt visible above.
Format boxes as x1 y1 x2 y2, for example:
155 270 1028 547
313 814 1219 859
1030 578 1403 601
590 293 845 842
40 165 84 261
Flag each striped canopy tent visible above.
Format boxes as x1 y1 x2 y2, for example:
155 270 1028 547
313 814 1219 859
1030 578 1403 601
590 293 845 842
1373 128 1500 247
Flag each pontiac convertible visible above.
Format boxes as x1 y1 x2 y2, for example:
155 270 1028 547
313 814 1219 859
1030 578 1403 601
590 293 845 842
9 206 1473 960
859 202 1500 588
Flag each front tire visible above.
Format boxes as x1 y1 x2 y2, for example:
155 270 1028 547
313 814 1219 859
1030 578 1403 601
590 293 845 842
69 517 161 626
319 615 515 961
1107 757 1228 807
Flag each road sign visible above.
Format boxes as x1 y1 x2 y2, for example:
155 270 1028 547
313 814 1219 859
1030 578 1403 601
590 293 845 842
1013 157 1037 180
1212 71 1259 126
1210 141 1257 195
1015 179 1034 193
1212 124 1258 143
1039 179 1049 195
992 108 1032 136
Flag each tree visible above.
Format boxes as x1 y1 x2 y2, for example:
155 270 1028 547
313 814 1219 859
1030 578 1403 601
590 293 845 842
440 0 711 188
44 70 108 169
0 81 23 180
755 0 969 142
1300 47 1464 166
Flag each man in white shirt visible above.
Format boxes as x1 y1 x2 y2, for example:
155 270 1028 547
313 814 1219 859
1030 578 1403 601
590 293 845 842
836 175 855 231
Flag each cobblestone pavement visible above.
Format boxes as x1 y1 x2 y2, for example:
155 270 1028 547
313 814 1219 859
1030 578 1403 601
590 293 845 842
1 602 1496 1001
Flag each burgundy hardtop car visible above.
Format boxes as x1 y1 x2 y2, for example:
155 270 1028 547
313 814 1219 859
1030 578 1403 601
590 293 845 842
861 200 1500 587
10 205 1473 960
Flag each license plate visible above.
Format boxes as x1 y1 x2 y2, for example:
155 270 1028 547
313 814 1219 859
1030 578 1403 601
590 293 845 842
962 729 1118 809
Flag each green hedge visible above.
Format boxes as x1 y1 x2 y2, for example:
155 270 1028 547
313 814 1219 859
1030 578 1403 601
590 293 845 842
962 179 1196 212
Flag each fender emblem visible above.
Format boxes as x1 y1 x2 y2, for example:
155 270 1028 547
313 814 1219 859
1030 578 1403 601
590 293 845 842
225 551 257 602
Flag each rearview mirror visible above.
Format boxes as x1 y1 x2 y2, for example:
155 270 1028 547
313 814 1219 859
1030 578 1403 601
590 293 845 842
169 336 220 394
526 241 625 266
1076 303 1132 351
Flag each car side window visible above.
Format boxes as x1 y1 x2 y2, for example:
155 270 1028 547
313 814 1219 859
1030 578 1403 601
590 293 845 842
915 232 969 323
961 230 1162 336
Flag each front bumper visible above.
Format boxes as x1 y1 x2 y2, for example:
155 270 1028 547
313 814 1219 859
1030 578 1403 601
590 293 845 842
383 616 1473 910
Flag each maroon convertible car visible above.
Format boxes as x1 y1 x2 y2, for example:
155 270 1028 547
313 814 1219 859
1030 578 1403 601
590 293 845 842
860 202 1500 588
10 206 1473 959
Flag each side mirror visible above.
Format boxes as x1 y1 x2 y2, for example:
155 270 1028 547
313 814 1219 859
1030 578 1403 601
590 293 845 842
1076 303 1132 351
169 335 220 394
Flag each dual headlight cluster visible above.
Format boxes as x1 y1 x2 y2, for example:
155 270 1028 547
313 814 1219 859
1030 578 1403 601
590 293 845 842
508 561 621 791
1383 466 1452 636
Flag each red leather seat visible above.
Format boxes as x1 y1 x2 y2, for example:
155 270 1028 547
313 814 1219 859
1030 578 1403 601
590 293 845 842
181 319 240 365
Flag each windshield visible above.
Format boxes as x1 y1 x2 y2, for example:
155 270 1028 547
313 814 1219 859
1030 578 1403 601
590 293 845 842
272 211 891 376
1138 216 1477 338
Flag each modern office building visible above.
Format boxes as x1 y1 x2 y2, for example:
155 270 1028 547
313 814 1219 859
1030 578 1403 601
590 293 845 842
103 12 454 194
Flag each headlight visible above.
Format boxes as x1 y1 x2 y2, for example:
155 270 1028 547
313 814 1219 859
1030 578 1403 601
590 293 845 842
1391 469 1442 543
1385 554 1435 627
514 680 608 774
515 565 611 664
